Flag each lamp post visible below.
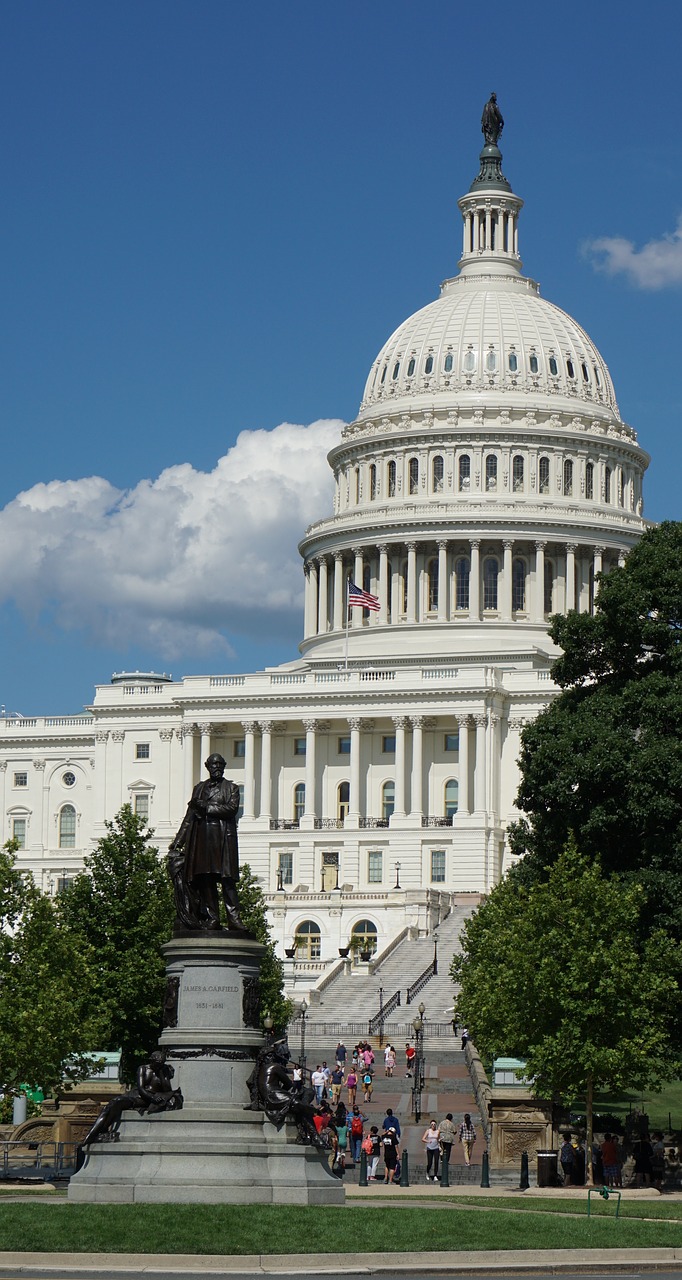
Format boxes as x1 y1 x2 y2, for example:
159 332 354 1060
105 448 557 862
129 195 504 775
297 998 308 1078
411 1013 423 1122
378 984 384 1049
394 861 401 889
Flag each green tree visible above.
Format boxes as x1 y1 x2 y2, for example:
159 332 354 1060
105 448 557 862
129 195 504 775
509 522 682 941
452 843 680 1169
237 863 292 1032
59 805 174 1080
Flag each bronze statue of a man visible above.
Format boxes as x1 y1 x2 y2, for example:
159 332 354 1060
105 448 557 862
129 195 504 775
481 92 504 146
168 752 245 931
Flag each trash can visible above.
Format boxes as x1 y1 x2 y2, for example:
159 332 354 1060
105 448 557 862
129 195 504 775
537 1150 559 1187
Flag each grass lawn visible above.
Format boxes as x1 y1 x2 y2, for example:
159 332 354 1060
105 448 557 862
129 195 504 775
448 1194 682 1221
0 1203 681 1254
593 1079 682 1131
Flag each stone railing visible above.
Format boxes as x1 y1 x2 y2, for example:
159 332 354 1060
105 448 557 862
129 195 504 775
464 1039 492 1147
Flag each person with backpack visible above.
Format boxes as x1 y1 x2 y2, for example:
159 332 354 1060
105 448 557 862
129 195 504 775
363 1125 381 1180
458 1113 476 1167
349 1106 366 1162
362 1066 374 1103
560 1132 575 1185
381 1125 400 1184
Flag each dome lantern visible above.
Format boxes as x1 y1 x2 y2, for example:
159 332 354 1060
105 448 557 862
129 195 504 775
457 94 524 280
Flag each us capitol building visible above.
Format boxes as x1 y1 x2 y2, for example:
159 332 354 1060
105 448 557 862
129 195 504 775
0 103 648 979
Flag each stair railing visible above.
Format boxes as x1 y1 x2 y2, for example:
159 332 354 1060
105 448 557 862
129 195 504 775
368 988 401 1036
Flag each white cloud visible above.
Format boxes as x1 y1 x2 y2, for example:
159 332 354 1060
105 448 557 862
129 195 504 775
584 216 682 289
0 419 344 659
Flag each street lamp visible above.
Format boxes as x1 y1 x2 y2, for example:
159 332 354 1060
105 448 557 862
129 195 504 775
394 861 401 889
412 1013 424 1122
378 984 384 1048
297 998 308 1078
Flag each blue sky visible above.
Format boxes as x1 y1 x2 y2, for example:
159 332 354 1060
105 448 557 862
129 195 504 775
1 0 680 714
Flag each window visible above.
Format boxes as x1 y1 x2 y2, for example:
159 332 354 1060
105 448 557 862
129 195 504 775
233 740 246 758
59 804 76 849
458 454 471 491
444 780 459 819
605 466 611 504
237 784 244 820
508 352 518 372
392 361 400 381
294 783 305 821
407 357 415 377
512 558 526 611
338 781 350 821
295 920 321 960
368 851 383 884
586 462 594 500
351 919 378 958
444 352 453 373
382 735 396 754
594 365 601 387
485 455 497 491
444 733 459 752
134 794 149 819
12 818 26 849
382 781 395 821
581 361 589 383
56 876 74 895
463 349 475 373
529 354 539 373
293 737 306 756
338 736 350 754
512 455 524 492
424 354 434 374
408 457 419 494
619 472 625 507
427 558 438 611
563 459 573 496
322 850 339 891
354 467 360 504
485 349 497 372
380 365 387 384
62 771 76 787
432 455 444 493
135 743 150 760
455 557 470 610
387 460 396 497
566 358 575 379
483 557 499 610
539 456 550 494
431 849 446 882
549 355 558 376
369 464 377 500
278 850 293 886
544 560 554 615
13 772 27 788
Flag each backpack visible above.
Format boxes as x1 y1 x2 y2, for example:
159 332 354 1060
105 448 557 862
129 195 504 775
361 1136 373 1154
351 1115 363 1136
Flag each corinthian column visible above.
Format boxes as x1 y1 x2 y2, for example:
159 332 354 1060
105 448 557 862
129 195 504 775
352 548 363 629
348 717 362 823
378 545 389 625
474 714 487 813
470 540 480 620
406 543 417 623
565 543 577 612
533 542 546 623
182 725 197 796
457 716 470 816
437 540 448 621
393 716 407 819
303 719 317 823
242 721 256 820
502 540 513 622
317 557 328 634
333 552 344 631
259 721 273 820
410 716 424 817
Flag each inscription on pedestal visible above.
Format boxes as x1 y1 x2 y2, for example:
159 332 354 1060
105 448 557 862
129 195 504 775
179 967 241 1030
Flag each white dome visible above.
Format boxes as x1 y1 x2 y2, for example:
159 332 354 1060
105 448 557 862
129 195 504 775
359 273 620 423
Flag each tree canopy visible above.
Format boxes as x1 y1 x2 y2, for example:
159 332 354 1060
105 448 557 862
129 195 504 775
237 863 292 1032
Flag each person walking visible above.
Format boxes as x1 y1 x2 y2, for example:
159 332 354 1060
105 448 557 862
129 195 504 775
362 1066 374 1104
330 1064 344 1106
439 1112 456 1166
559 1132 575 1185
366 1125 381 1180
458 1113 476 1167
349 1106 366 1162
346 1067 358 1108
382 1107 401 1139
311 1065 325 1104
422 1119 441 1181
405 1042 416 1077
381 1125 400 1184
335 1041 347 1069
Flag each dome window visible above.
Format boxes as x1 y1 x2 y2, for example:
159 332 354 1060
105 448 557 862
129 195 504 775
593 365 601 388
369 464 377 501
380 365 387 385
392 362 400 381
619 472 625 507
459 455 471 491
432 455 444 493
485 350 497 372
427 558 439 612
387 460 396 498
508 352 518 373
539 456 550 494
544 559 554 615
485 454 498 491
409 457 419 495
581 362 590 383
444 353 453 373
463 349 476 373
586 462 594 500
549 356 558 376
566 359 575 379
529 354 539 374
455 557 470 610
483 557 499 611
512 558 526 612
563 459 574 496
425 354 434 375
407 357 416 377
512 455 524 492
605 466 612 504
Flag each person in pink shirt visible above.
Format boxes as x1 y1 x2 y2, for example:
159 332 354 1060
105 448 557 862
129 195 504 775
346 1069 358 1107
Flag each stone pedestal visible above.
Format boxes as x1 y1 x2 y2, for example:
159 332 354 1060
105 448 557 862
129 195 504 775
68 934 344 1205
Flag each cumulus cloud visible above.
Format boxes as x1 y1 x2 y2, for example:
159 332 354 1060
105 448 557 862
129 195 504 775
0 419 344 659
584 216 682 289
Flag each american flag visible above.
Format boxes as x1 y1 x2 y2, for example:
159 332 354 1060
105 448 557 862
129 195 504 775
348 580 380 611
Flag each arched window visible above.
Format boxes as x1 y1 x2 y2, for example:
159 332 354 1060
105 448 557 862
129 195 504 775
407 356 416 377
594 365 601 388
544 559 554 615
586 462 594 500
59 804 76 849
619 471 625 507
444 779 459 820
444 352 453 373
458 454 471 491
463 349 475 373
485 349 497 372
380 364 387 384
424 354 434 374
455 557 470 611
399 559 407 615
408 457 419 494
604 466 611 504
539 456 550 494
483 557 499 610
566 358 575 379
529 353 539 373
485 454 498 491
354 467 360 504
427 558 438 612
387 460 396 497
512 455 524 492
351 919 378 959
549 355 558 376
369 464 377 500
392 361 400 381
563 459 573 496
512 558 526 611
382 781 395 821
295 920 321 960
294 783 305 822
432 455 444 493
337 781 350 823
508 351 518 372
581 361 590 383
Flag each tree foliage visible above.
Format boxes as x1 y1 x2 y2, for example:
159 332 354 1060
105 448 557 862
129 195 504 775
237 863 292 1033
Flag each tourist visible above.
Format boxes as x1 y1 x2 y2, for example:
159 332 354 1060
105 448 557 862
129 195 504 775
335 1108 348 1172
382 1107 400 1139
460 1027 469 1051
349 1106 366 1162
559 1132 575 1185
652 1131 666 1191
311 1065 325 1104
346 1067 358 1107
439 1112 456 1166
381 1125 400 1184
600 1132 620 1188
405 1042 416 1077
422 1119 441 1181
458 1113 476 1167
335 1041 347 1069
384 1044 396 1076
633 1134 653 1187
330 1064 344 1106
362 1066 374 1103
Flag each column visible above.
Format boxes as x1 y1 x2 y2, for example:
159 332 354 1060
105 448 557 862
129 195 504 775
352 547 363 628
474 714 487 813
303 565 312 638
490 714 500 820
348 717 361 823
182 725 197 796
502 540 513 622
457 716 470 816
533 541 546 623
378 544 389 625
593 546 604 615
333 552 344 631
32 759 46 854
159 727 175 826
565 543 577 611
485 206 491 249
317 557 328 634
309 562 319 636
437 540 448 622
470 540 480 620
618 548 627 568
94 730 109 824
406 542 417 623
303 719 317 821
393 716 407 819
242 721 256 820
198 721 213 768
410 715 423 817
0 762 6 845
259 721 273 821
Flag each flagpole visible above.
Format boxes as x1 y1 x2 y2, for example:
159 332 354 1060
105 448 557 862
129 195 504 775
345 580 349 673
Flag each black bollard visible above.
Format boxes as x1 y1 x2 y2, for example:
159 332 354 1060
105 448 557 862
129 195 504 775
359 1149 368 1187
519 1150 530 1191
480 1150 490 1188
401 1150 410 1187
440 1152 449 1187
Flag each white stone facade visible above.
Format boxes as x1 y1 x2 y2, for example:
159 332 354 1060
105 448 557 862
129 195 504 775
0 121 649 977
